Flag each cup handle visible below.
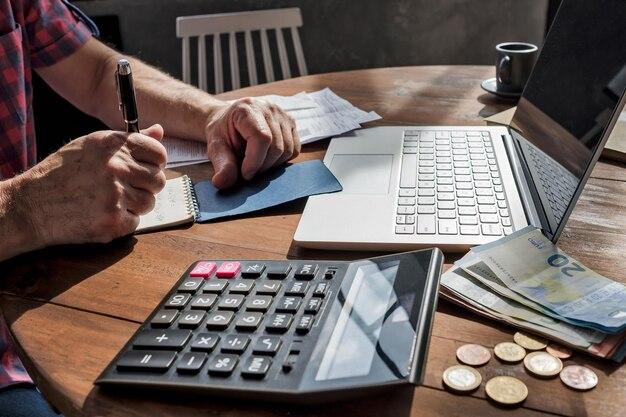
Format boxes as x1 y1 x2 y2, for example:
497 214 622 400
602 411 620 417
497 55 512 85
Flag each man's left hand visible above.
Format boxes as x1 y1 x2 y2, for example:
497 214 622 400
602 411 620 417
205 97 301 189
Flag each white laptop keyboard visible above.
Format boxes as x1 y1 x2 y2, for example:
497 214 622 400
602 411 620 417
395 130 513 237
526 145 578 224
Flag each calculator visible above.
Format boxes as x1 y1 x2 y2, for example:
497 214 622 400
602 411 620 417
96 249 443 402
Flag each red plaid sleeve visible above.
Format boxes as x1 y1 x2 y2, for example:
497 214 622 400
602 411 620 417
23 0 92 68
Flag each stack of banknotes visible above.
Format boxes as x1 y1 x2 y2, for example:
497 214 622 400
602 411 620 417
440 226 626 362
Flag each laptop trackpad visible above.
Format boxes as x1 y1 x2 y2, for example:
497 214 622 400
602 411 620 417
329 154 393 195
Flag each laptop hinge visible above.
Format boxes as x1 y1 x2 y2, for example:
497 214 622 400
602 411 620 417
502 130 544 230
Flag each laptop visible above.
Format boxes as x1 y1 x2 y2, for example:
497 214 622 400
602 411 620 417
295 0 626 251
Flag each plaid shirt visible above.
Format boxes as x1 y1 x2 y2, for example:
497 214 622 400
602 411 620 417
0 0 92 389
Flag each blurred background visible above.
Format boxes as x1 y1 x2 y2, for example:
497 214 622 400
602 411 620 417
35 0 561 157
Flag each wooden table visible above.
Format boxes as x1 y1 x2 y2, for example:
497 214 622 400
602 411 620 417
1 66 625 417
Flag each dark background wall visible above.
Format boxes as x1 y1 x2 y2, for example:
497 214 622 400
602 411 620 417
75 0 549 81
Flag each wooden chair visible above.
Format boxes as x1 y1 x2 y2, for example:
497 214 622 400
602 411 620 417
176 8 308 93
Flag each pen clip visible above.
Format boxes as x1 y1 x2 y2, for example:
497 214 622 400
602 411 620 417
114 69 123 111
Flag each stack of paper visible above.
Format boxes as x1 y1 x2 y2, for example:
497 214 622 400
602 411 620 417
163 88 380 168
441 226 626 362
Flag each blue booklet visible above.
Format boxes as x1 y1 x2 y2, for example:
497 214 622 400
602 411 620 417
136 160 342 232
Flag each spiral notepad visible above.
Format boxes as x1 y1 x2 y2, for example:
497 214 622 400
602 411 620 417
135 161 342 233
136 175 199 233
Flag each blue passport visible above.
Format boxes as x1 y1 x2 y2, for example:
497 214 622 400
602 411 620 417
193 160 342 222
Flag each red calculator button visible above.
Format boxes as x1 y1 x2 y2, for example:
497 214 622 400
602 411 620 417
216 262 241 278
190 262 217 278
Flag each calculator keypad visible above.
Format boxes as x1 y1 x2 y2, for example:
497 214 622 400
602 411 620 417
111 260 343 388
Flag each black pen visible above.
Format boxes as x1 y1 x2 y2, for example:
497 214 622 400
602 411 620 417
115 58 139 133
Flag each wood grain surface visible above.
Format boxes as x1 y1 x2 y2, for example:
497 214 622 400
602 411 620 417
1 66 624 417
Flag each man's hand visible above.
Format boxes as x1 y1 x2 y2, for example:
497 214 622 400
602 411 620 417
13 124 167 248
205 98 301 189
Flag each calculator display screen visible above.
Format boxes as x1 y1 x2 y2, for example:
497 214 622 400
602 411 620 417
301 252 430 389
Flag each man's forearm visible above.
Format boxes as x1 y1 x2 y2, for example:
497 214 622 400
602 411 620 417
37 38 226 142
97 51 226 141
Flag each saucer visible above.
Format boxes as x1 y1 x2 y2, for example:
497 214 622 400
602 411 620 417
481 78 521 99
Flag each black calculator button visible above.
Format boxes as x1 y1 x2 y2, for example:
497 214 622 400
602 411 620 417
178 277 204 293
151 309 178 328
294 264 318 280
282 353 299 373
235 312 264 331
117 350 176 372
241 356 272 379
245 295 273 312
206 311 234 329
313 282 329 298
295 315 314 335
265 313 293 333
241 264 265 278
252 336 282 356
217 294 245 311
221 335 250 353
133 330 191 350
178 311 206 329
285 281 309 296
208 354 238 375
324 268 338 279
275 296 302 313
256 282 281 295
177 352 207 374
202 280 228 294
190 294 218 310
190 333 220 352
304 298 322 314
229 280 255 294
266 265 291 279
164 293 191 309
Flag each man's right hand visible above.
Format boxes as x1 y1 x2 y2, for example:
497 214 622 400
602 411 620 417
12 124 167 248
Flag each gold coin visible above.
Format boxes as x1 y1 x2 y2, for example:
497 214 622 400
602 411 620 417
456 344 491 366
494 342 526 363
513 331 548 351
560 365 598 391
524 351 563 377
442 365 482 392
546 343 573 359
485 376 528 405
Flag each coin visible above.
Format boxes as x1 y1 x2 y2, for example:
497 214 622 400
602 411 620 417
513 331 548 351
560 365 598 391
546 343 573 359
494 342 526 363
442 365 482 392
485 376 528 405
456 344 491 366
524 351 563 377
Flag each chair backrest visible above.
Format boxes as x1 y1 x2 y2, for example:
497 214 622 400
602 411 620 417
176 8 308 93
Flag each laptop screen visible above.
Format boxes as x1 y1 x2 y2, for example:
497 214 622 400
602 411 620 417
510 0 626 240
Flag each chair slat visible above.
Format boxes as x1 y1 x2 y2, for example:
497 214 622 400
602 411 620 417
260 29 275 83
198 35 207 91
229 32 241 90
213 34 224 94
244 30 258 86
290 27 308 76
275 28 291 80
181 37 191 84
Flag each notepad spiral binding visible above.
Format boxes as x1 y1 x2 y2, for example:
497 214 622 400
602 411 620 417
182 175 200 221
